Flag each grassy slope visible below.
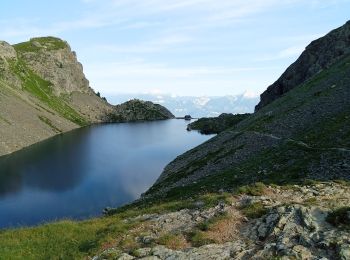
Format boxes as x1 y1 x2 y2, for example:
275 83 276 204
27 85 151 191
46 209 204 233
0 194 226 259
145 53 350 200
0 46 349 259
13 37 68 53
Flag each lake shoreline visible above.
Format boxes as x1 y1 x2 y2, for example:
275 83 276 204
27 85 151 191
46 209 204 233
0 118 193 159
0 119 210 229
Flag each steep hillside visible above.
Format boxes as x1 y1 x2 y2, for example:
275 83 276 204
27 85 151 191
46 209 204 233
106 99 175 122
256 20 350 110
145 24 350 201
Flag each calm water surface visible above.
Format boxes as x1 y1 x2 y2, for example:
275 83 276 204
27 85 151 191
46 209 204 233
0 119 212 228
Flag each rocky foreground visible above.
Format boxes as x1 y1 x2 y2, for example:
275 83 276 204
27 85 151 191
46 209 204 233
94 182 350 260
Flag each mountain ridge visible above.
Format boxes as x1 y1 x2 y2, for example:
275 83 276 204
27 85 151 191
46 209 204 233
255 20 350 111
0 37 173 156
143 21 350 201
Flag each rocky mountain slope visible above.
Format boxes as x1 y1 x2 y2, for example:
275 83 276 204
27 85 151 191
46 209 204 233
146 21 350 200
0 37 113 156
255 20 350 111
106 99 174 122
0 37 173 156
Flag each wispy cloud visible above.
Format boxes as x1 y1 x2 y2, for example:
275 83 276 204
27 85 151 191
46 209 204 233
1 0 313 40
84 61 277 78
2 0 349 96
93 34 192 53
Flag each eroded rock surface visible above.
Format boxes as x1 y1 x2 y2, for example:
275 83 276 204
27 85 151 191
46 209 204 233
94 182 350 260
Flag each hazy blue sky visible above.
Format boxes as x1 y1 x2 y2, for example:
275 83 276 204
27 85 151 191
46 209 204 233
1 0 349 97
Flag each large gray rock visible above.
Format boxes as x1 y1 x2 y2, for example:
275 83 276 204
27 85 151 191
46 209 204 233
256 20 350 111
15 37 93 95
0 41 17 59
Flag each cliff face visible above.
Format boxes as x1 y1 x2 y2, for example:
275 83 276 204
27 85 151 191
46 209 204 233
255 20 350 111
0 37 112 156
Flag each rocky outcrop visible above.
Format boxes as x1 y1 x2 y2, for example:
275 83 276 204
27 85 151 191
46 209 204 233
255 20 350 111
106 99 175 122
95 182 350 259
14 37 93 95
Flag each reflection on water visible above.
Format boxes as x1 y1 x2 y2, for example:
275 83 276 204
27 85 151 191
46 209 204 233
0 120 212 228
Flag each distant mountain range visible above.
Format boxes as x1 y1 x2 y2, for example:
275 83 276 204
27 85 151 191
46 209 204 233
108 93 259 117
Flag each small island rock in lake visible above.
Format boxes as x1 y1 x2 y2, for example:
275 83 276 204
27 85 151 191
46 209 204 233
105 99 175 122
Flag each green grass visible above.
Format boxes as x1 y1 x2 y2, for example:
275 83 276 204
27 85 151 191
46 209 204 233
238 182 267 196
0 216 134 259
38 115 62 133
13 37 67 53
9 59 88 126
240 202 268 219
106 193 230 217
196 212 229 231
0 193 230 259
188 230 214 247
157 233 186 249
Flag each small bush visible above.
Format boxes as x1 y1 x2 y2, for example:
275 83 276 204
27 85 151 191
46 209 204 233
240 202 268 219
197 222 210 231
157 233 187 249
237 182 267 196
119 237 139 252
188 231 214 247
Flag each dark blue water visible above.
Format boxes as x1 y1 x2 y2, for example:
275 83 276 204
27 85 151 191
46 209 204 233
0 119 212 229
